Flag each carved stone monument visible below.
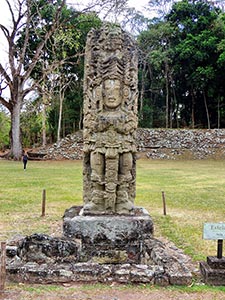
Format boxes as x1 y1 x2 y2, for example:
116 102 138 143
63 23 153 263
82 23 138 215
5 24 193 286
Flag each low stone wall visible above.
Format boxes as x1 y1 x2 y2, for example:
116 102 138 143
6 233 194 286
34 129 225 160
136 129 225 159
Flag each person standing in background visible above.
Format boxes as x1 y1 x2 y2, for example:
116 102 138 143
22 150 28 170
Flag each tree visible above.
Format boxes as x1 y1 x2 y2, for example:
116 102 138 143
138 20 175 128
18 7 102 145
0 0 66 159
147 0 176 20
137 0 225 128
167 0 224 128
20 98 42 147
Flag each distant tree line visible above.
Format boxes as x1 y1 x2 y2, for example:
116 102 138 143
0 0 225 155
138 0 225 129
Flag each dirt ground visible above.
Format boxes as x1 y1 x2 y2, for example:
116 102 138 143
1 283 225 300
1 288 225 300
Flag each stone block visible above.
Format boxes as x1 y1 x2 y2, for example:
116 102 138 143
207 256 225 269
90 250 128 264
63 209 153 246
64 215 152 245
17 233 78 264
63 210 153 264
130 265 155 283
200 261 225 286
168 271 192 286
154 274 170 286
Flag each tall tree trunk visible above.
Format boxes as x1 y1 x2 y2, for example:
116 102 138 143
191 89 195 129
42 95 47 148
203 90 210 129
217 97 221 129
57 88 64 143
170 99 173 128
139 59 147 121
165 62 169 129
79 107 83 130
172 86 178 128
10 98 22 160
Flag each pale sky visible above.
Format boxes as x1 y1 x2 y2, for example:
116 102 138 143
0 0 151 58
128 0 150 12
0 0 150 22
0 0 150 43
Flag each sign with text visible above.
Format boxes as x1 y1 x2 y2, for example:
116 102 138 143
203 223 225 240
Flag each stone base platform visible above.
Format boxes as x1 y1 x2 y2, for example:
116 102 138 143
200 256 225 285
6 234 193 286
63 206 153 264
4 206 194 286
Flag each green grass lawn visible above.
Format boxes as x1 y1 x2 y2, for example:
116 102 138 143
0 158 224 262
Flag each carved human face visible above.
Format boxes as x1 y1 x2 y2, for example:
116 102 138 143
103 79 121 109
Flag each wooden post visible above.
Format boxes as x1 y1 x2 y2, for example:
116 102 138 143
0 242 6 291
162 191 167 216
41 189 46 217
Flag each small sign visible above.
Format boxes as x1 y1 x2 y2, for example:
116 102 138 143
203 223 225 240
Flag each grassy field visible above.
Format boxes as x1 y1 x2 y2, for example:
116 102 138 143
1 158 225 297
0 158 224 262
0 159 225 260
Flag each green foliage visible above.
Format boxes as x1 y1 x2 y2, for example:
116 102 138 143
137 0 225 129
20 99 43 147
15 0 102 145
10 0 225 142
49 12 102 139
138 20 174 127
167 0 225 128
0 111 10 150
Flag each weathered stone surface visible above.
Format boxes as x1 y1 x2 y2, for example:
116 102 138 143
6 246 17 258
145 238 193 286
90 250 128 264
6 261 183 286
63 207 153 264
16 233 78 264
207 256 225 269
44 131 83 160
137 128 225 160
63 205 83 218
200 261 225 286
82 24 138 215
6 233 194 285
63 212 153 244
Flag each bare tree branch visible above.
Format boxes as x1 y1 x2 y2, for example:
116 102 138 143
0 96 12 111
23 0 66 82
0 64 12 86
0 24 10 39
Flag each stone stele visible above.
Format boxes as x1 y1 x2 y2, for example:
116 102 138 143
5 24 193 286
63 23 154 265
82 23 138 215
